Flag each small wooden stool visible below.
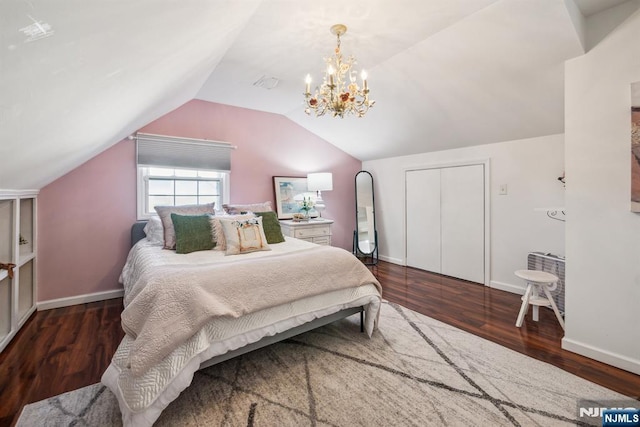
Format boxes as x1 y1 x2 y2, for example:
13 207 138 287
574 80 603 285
514 269 565 330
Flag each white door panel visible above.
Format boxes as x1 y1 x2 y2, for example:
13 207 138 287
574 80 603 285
406 169 441 273
440 165 485 283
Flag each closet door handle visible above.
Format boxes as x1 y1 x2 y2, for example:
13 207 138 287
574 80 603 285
0 263 16 279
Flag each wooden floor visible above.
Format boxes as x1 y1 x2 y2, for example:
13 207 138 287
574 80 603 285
0 298 125 427
373 262 640 400
1 261 639 426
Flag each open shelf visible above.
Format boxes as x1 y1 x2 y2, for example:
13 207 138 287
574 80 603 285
18 260 34 322
0 200 14 263
0 191 38 353
0 276 10 344
19 198 34 256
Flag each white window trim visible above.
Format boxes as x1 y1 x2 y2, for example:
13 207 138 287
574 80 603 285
136 167 230 220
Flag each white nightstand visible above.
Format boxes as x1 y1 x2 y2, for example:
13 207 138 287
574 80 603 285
279 219 333 246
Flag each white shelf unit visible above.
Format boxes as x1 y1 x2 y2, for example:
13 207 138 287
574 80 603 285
0 190 38 353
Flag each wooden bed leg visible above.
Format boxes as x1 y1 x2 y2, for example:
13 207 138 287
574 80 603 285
360 310 364 333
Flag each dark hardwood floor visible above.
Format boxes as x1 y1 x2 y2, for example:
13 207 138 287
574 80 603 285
1 261 638 426
0 299 124 427
372 261 640 400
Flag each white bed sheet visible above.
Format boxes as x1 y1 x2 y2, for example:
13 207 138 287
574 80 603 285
103 237 382 427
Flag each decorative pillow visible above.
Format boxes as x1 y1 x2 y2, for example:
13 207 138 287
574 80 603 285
222 201 272 215
143 216 164 244
210 213 255 251
170 214 215 254
154 203 215 249
219 216 271 255
254 211 285 244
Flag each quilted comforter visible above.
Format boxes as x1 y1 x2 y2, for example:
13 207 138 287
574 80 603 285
102 238 382 426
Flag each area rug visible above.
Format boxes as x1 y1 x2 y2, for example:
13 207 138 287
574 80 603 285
17 302 635 426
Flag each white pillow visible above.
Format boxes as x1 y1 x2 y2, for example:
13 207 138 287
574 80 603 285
210 213 255 251
219 216 271 255
143 216 164 244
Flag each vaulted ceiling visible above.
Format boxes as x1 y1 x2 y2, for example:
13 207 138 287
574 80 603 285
0 0 634 189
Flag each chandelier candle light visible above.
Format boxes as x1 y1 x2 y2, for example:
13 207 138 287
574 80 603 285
304 24 375 118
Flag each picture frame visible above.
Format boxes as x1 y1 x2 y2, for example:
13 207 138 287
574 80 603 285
273 176 318 219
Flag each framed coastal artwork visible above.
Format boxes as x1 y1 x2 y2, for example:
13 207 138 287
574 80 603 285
273 176 318 219
631 81 640 212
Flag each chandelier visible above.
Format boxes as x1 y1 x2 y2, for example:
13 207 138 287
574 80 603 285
304 24 375 118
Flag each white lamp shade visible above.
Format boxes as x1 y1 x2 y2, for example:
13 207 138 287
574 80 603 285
307 172 333 191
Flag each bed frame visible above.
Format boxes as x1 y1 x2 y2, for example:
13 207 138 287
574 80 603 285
130 221 365 369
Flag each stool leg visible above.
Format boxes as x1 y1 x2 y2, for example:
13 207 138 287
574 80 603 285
541 284 565 330
532 284 540 322
516 284 533 327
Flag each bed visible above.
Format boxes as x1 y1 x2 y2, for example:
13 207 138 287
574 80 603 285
101 218 382 426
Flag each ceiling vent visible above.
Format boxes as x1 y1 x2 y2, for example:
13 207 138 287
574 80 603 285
253 75 279 90
20 16 54 43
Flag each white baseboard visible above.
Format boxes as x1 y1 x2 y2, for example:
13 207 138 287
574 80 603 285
37 289 124 311
378 255 404 265
562 337 640 376
489 280 524 295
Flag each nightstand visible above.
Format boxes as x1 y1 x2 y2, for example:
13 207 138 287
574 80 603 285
279 219 333 246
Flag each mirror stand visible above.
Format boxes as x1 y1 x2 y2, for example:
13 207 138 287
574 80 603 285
353 170 378 266
353 229 378 265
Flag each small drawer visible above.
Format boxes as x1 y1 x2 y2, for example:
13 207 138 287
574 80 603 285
316 226 330 236
293 227 324 238
313 236 331 245
293 228 310 238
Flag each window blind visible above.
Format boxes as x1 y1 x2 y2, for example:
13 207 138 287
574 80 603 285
135 133 234 171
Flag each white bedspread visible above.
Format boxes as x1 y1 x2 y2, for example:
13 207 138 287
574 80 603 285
102 237 382 427
120 237 322 306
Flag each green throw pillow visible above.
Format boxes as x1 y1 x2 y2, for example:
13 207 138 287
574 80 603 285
254 211 285 244
170 213 215 254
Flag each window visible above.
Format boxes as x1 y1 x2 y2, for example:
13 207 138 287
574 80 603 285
137 167 229 218
134 132 234 219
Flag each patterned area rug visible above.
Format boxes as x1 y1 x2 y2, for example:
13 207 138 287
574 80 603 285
17 302 634 426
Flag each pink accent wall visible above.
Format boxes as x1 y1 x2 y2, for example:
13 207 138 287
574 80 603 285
38 100 362 302
37 140 137 301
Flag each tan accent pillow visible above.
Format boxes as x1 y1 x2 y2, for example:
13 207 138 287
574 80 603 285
210 213 255 251
219 216 271 255
154 203 215 249
222 201 272 215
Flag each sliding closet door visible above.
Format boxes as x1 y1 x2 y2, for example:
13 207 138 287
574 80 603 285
405 163 486 285
440 164 485 283
406 169 441 273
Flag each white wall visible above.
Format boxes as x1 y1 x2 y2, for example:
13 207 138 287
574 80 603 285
363 134 565 293
563 10 640 375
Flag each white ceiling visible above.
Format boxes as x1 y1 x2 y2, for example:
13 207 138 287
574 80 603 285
574 0 630 15
0 0 634 189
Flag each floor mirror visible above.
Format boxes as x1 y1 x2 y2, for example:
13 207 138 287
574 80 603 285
353 170 378 265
